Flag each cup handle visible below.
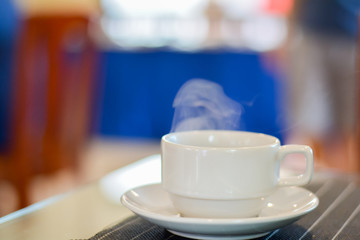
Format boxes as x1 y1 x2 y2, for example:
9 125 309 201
276 145 313 186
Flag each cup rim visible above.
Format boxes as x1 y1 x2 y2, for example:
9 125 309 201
161 130 280 150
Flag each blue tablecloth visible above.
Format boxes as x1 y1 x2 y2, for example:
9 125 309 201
97 50 286 140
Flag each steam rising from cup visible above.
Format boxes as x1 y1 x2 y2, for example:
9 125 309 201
171 79 242 132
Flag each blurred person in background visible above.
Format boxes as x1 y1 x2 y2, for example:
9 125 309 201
285 0 360 171
0 0 19 153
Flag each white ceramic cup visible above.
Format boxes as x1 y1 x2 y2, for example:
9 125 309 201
161 130 313 218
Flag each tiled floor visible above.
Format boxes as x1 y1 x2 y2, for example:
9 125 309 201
0 137 161 217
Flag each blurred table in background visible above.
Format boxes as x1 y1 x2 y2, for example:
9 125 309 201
97 50 286 140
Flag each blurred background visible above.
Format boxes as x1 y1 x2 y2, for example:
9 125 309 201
0 0 359 216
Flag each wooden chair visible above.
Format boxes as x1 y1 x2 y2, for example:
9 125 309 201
0 15 97 209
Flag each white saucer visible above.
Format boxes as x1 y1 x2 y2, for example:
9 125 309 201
121 184 318 240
